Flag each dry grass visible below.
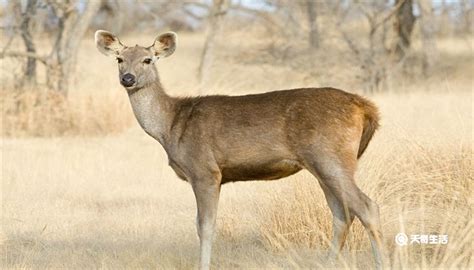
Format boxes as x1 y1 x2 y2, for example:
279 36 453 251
1 31 472 269
1 89 133 137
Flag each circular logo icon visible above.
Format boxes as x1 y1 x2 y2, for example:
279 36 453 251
395 233 408 246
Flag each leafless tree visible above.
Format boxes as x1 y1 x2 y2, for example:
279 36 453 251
438 0 453 37
305 0 319 49
1 0 100 95
418 0 438 75
19 0 38 84
336 1 405 92
460 0 473 34
198 0 229 88
96 0 124 34
51 0 101 94
392 0 416 61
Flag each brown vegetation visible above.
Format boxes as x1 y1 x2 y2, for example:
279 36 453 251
1 88 132 137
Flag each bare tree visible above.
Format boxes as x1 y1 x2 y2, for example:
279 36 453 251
19 0 38 84
336 1 404 92
418 0 438 75
392 0 416 61
1 0 100 95
96 0 124 34
438 0 452 37
198 0 229 88
305 0 319 49
460 0 473 34
52 0 101 94
393 0 416 60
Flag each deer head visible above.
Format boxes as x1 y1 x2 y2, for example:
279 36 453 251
95 30 177 91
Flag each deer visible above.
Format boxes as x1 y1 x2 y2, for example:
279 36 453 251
95 30 388 270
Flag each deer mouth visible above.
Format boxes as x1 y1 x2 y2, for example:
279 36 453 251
123 84 144 94
121 80 136 88
121 82 135 88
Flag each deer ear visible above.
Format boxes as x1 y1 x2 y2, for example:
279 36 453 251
95 30 124 57
151 32 177 58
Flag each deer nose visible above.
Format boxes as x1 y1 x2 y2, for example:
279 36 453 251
121 73 135 87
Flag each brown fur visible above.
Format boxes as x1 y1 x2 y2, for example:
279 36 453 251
168 87 378 184
95 30 387 270
358 100 380 158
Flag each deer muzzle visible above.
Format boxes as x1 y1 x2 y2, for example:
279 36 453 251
121 73 136 87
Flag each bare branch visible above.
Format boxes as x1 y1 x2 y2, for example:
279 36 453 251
0 51 48 64
1 34 16 55
229 4 275 25
335 7 361 58
373 0 406 31
356 0 406 32
183 1 210 10
338 27 361 58
183 7 206 20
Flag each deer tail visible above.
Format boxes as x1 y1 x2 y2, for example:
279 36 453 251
357 99 380 159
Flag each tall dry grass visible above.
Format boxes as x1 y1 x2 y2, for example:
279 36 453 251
1 31 472 269
252 85 473 268
258 140 471 268
1 89 133 137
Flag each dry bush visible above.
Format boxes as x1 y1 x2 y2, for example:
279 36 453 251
1 88 133 137
220 11 473 93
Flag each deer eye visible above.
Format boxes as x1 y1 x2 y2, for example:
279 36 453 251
143 58 152 64
116 57 123 63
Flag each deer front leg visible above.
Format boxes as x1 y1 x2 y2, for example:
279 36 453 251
192 179 221 270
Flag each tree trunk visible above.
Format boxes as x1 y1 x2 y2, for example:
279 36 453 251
438 0 451 37
418 0 437 76
461 0 472 34
55 1 101 95
392 0 416 61
198 0 229 89
20 0 38 84
99 0 124 34
2 0 100 95
306 0 319 49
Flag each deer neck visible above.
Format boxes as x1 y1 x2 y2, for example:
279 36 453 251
127 80 175 145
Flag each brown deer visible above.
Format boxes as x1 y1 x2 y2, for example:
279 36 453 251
95 30 388 269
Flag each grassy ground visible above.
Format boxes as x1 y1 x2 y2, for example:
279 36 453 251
1 32 472 269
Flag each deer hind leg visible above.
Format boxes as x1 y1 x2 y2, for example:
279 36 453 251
318 181 355 260
303 152 388 269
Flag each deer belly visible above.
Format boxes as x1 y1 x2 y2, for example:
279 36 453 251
221 159 302 183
